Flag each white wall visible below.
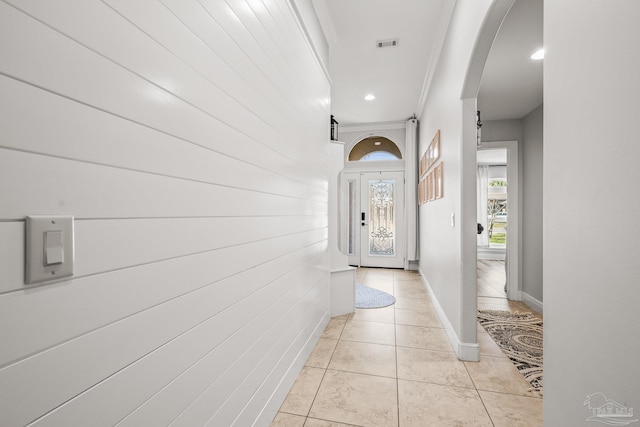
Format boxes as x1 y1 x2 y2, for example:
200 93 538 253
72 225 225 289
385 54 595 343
482 112 544 309
481 118 523 143
291 0 329 70
544 1 640 424
522 105 543 304
418 0 494 354
0 1 329 426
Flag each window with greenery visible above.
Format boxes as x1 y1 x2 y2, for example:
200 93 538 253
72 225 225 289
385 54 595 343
487 179 507 245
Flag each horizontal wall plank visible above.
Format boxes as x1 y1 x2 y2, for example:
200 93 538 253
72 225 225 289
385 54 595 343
157 0 314 130
0 222 24 289
0 3 312 180
0 76 327 203
0 245 327 427
4 0 305 162
166 0 326 128
102 0 311 144
74 216 327 277
240 305 330 427
0 149 327 220
0 214 327 293
218 0 317 114
268 0 324 82
222 0 331 127
31 259 328 427
157 272 328 426
0 229 327 367
202 282 329 426
0 0 330 424
157 0 331 184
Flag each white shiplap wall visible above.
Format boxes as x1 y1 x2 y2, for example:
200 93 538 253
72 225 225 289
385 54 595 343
0 1 330 425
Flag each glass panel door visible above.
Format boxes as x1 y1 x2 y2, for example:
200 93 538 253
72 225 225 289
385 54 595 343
360 171 405 268
368 180 396 256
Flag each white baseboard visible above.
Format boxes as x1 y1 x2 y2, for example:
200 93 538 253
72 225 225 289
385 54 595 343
521 292 543 314
407 260 420 271
255 311 329 426
508 289 522 301
477 248 506 261
418 269 479 362
458 341 480 362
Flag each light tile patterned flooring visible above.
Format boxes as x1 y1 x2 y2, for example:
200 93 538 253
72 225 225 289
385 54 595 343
271 267 542 427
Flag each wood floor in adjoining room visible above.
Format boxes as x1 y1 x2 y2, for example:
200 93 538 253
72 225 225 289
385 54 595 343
476 260 540 316
271 268 542 427
477 259 507 298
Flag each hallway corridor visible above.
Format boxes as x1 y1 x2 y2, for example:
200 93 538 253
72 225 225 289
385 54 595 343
272 268 542 426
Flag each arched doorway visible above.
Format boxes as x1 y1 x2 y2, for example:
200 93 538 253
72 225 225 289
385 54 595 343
342 136 405 268
457 0 522 359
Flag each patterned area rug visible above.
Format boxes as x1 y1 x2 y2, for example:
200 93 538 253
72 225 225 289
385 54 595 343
477 310 543 394
355 284 396 309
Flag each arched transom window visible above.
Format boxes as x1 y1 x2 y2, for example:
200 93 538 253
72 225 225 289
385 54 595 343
348 137 402 161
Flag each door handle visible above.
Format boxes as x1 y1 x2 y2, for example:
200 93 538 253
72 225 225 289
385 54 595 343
361 212 366 226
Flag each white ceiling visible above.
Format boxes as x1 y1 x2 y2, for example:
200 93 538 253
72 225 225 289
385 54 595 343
478 0 543 120
315 0 543 125
316 0 448 125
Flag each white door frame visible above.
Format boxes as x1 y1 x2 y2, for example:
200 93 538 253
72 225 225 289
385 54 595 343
343 165 406 268
478 140 520 300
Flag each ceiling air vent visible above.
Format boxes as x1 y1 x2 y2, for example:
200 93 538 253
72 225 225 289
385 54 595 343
376 38 399 48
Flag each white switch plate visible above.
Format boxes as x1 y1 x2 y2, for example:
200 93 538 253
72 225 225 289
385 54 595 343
26 215 74 284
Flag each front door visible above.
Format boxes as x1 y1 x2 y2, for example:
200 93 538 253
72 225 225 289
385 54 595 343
347 171 405 268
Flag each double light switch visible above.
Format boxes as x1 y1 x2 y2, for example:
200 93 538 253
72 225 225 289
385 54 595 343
26 215 74 284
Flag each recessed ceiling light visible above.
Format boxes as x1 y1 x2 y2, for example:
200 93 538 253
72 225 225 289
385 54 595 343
364 94 376 101
374 141 382 146
531 49 545 60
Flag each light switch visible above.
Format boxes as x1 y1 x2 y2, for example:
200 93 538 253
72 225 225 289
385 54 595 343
44 231 64 265
26 216 74 284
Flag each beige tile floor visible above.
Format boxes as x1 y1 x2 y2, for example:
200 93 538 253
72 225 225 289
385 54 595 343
271 268 542 427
